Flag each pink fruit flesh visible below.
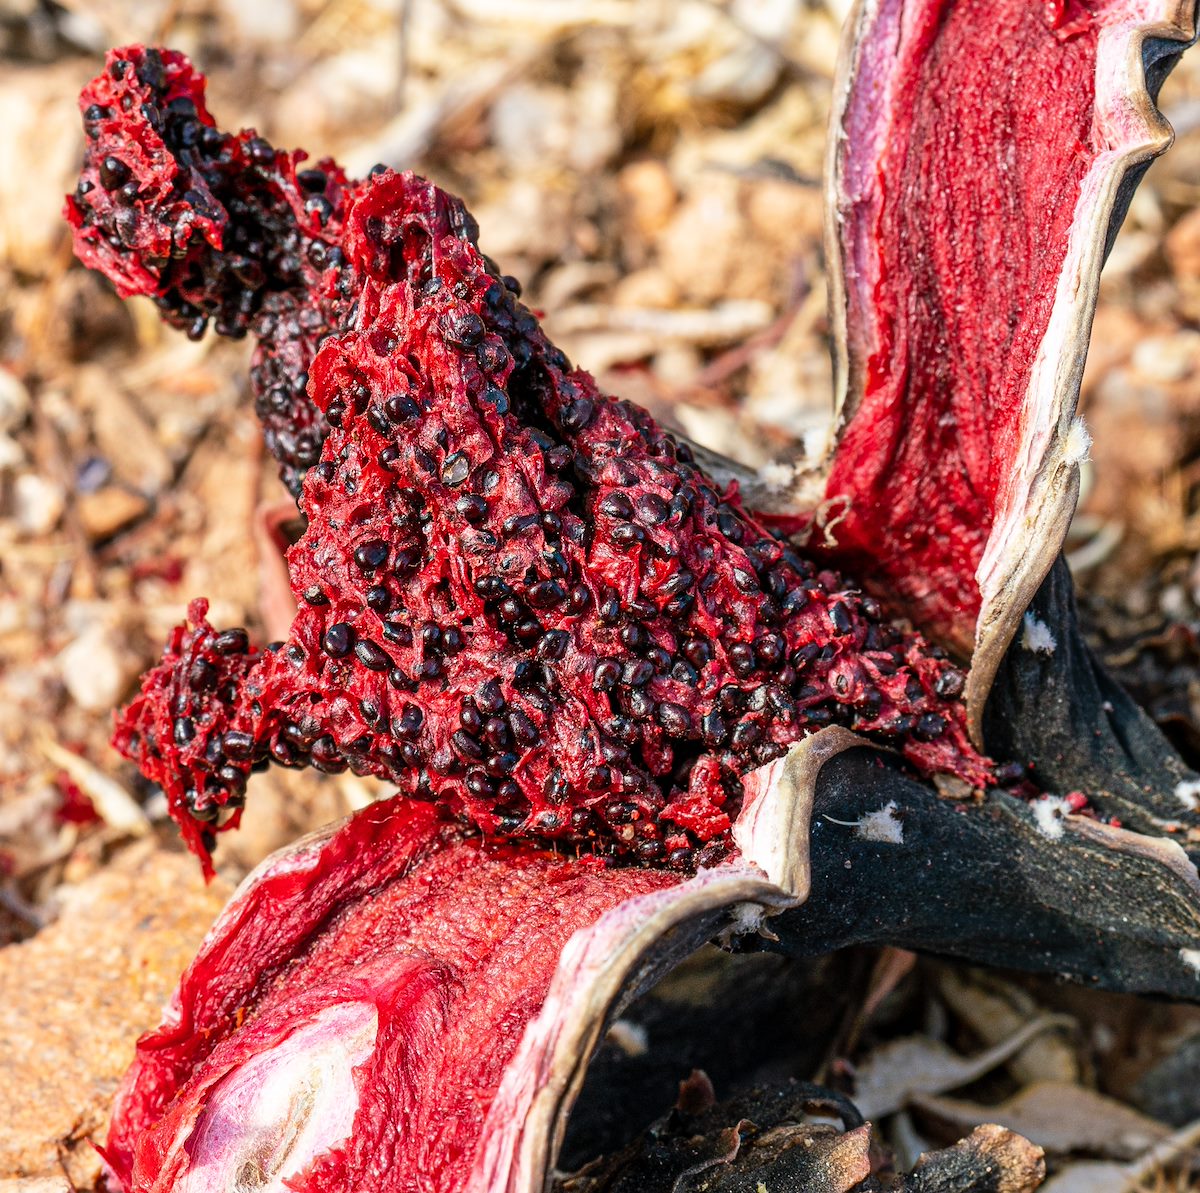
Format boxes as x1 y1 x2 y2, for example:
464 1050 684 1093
103 798 675 1193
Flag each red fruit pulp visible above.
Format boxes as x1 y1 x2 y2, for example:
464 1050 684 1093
71 47 992 875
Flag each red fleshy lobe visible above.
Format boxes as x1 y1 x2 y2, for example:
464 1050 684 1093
65 46 363 494
103 797 674 1192
97 133 993 872
824 0 1099 649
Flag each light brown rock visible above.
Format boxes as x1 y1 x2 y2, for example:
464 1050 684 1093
0 844 230 1187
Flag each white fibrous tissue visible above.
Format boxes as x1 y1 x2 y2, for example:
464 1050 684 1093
855 801 905 844
1175 778 1200 811
1022 612 1056 655
1031 795 1073 841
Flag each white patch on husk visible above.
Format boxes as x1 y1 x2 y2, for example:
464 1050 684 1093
1180 948 1200 977
1175 778 1200 811
855 801 904 844
1032 796 1073 841
1022 612 1057 655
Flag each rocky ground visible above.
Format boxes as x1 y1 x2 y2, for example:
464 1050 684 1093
4 0 1200 1188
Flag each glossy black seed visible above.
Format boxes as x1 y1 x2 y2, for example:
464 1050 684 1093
593 658 621 691
635 493 668 524
682 639 712 668
729 642 756 678
599 492 633 519
486 751 518 777
732 567 759 594
789 643 819 671
466 770 496 798
214 731 255 766
476 679 505 715
365 585 391 614
322 622 354 657
531 630 566 662
303 585 329 606
670 659 698 685
915 712 948 741
598 592 621 622
509 709 540 748
188 657 217 690
442 452 471 486
457 494 487 523
417 658 443 680
392 704 424 740
829 602 854 636
935 669 965 698
483 717 511 750
655 702 691 736
701 709 728 746
611 524 645 546
624 689 654 719
99 155 130 189
173 717 195 746
568 585 591 614
528 580 566 608
619 624 647 650
451 730 484 761
622 659 654 688
214 628 250 655
354 639 392 671
354 540 389 571
730 721 763 752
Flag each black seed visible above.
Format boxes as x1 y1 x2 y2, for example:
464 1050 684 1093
755 632 786 670
509 709 540 748
99 156 130 189
683 639 712 668
611 524 645 546
622 659 655 688
477 679 505 715
619 624 647 650
442 452 470 486
483 717 511 750
222 730 255 760
635 493 668 524
322 623 354 657
457 494 487 523
214 628 250 655
915 712 947 741
173 717 195 746
452 731 484 761
730 721 763 751
701 709 728 746
561 398 594 432
188 657 217 690
935 669 965 698
829 602 853 636
537 629 570 661
729 642 756 678
354 639 392 671
655 702 691 736
303 586 329 606
354 540 389 571
442 627 464 655
599 492 633 519
366 585 391 613
417 658 443 680
593 659 621 692
789 643 819 671
466 770 496 798
392 704 424 739
528 580 566 608
568 585 591 613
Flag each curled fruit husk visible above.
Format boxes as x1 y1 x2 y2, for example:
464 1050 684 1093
65 0 1200 1187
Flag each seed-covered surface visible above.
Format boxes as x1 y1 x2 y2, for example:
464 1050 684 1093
65 45 370 495
81 68 994 874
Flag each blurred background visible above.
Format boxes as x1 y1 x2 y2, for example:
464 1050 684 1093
5 0 1200 1187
